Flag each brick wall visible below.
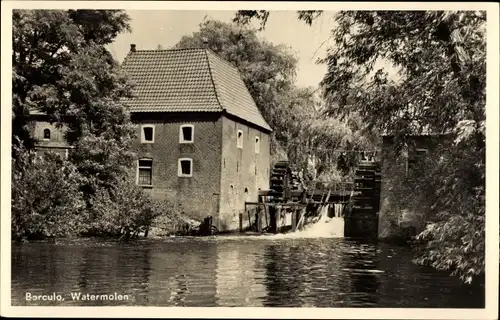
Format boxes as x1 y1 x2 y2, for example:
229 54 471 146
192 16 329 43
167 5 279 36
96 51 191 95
131 112 223 222
31 118 71 158
218 115 271 231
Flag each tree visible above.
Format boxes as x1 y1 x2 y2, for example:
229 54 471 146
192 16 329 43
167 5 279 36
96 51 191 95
11 10 166 238
321 11 485 283
235 10 486 283
12 10 136 195
12 10 185 239
235 11 485 141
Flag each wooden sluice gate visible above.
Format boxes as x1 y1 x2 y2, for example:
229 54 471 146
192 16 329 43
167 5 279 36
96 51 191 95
243 159 382 238
345 160 382 238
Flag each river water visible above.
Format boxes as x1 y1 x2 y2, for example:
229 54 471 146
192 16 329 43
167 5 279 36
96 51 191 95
11 235 484 307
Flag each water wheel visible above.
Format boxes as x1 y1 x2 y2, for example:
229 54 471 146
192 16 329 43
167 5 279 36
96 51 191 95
269 161 292 203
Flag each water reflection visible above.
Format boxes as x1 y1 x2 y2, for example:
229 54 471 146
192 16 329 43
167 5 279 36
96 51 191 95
214 241 266 306
341 242 381 306
11 238 484 308
261 240 381 307
145 239 218 306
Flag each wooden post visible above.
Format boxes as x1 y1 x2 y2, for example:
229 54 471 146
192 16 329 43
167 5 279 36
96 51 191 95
239 213 243 232
247 210 252 230
261 196 269 229
274 207 281 234
257 207 262 232
269 205 277 233
291 208 297 232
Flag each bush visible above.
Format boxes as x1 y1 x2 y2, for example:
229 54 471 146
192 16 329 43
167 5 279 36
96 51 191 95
85 177 179 238
412 132 485 284
12 145 180 240
11 146 86 240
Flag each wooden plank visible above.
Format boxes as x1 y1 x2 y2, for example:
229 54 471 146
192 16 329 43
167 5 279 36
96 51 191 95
261 195 269 229
257 209 262 232
324 189 332 204
247 210 252 230
354 177 375 183
291 208 297 232
296 207 307 230
356 169 375 174
274 207 281 234
266 191 284 197
355 187 373 192
245 202 306 207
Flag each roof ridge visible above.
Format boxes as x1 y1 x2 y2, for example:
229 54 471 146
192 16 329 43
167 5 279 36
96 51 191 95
204 49 240 72
131 47 206 53
203 49 224 112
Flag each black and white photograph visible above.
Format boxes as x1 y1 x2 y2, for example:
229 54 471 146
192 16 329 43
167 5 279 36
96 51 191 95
1 1 498 319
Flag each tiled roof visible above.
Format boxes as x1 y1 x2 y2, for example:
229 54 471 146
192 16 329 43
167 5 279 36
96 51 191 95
121 48 272 132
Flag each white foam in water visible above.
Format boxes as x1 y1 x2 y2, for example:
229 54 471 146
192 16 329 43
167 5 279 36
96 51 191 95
205 204 345 241
269 205 345 240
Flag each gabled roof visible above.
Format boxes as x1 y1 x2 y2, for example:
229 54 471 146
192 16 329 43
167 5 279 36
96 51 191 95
121 47 272 132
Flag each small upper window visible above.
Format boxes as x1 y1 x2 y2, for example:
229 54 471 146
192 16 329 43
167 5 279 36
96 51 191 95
141 125 154 143
178 158 193 177
237 130 244 149
43 128 51 140
255 136 260 154
179 124 194 143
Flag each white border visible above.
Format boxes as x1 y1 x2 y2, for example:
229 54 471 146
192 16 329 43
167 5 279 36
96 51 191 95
136 158 153 187
178 157 193 177
179 124 194 144
140 124 155 144
1 2 498 319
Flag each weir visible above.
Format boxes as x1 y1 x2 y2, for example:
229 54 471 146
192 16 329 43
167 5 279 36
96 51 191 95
243 159 382 239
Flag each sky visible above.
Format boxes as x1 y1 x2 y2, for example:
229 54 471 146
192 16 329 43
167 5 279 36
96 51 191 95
110 10 338 88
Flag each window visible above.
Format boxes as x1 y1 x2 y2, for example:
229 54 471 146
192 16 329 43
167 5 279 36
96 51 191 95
43 129 51 140
407 148 428 174
255 136 260 154
179 124 194 143
141 125 155 143
137 158 153 186
237 130 243 149
178 158 193 177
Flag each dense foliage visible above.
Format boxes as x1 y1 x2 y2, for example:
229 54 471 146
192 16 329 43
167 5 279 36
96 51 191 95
235 10 486 283
12 10 136 195
11 144 86 239
11 10 175 240
175 20 376 181
85 175 177 238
